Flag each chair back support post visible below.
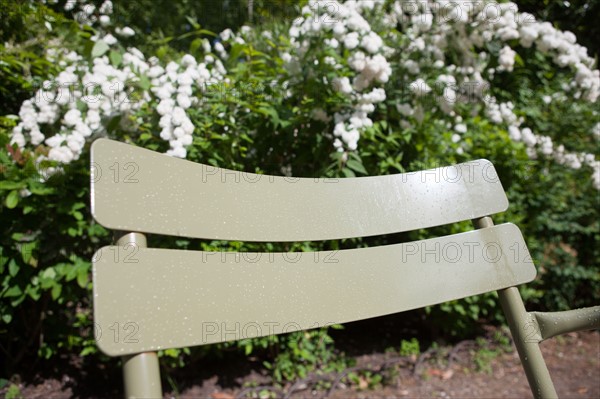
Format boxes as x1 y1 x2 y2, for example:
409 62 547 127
115 232 163 399
472 217 558 399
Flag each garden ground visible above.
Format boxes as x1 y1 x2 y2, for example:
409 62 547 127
2 320 598 399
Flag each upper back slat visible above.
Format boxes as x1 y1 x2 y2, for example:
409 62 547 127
90 139 508 241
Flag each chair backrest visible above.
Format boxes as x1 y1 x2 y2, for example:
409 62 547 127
91 139 536 356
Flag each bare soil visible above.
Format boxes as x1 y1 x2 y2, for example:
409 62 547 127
3 329 598 399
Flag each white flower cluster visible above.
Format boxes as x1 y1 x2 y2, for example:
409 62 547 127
484 8 599 102
12 0 227 162
151 54 225 158
285 0 390 151
12 0 600 189
498 46 516 72
11 47 151 163
379 0 599 188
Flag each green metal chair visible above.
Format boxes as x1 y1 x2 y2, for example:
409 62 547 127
90 138 599 398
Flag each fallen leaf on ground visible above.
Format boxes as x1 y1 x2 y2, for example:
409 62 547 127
211 392 234 399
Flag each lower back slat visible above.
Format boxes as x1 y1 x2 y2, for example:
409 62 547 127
93 223 535 356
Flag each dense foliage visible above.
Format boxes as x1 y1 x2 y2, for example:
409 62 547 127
1 0 598 383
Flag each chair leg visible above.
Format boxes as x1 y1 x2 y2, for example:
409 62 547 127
472 217 557 398
123 352 163 398
498 287 558 399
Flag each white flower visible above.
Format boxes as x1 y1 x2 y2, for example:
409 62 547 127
564 153 581 169
325 38 339 48
539 135 553 155
409 78 431 96
360 88 386 103
99 0 113 14
332 77 353 94
412 13 433 32
220 29 233 41
396 103 413 116
405 60 420 75
343 32 360 49
454 123 467 134
11 131 26 148
498 46 517 72
64 0 76 11
592 122 600 139
171 107 187 126
508 126 521 141
181 119 195 135
361 32 383 54
202 39 211 53
64 109 81 126
173 127 185 138
116 27 135 37
519 24 538 48
214 42 225 54
348 52 366 71
181 54 197 67
167 146 187 158
176 93 192 109
102 34 117 46
48 146 75 163
160 127 172 140
86 110 101 127
281 52 292 63
180 134 193 145
521 128 537 147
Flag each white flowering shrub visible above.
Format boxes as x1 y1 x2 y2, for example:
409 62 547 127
0 0 598 374
10 0 599 186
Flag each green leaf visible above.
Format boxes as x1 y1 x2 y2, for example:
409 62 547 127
6 190 19 208
41 267 56 280
346 159 367 175
185 16 201 30
77 269 89 288
4 285 22 298
20 242 37 266
51 284 62 300
91 40 110 58
190 38 203 54
109 50 122 67
26 285 41 300
138 75 151 90
0 181 25 190
342 168 355 178
8 260 19 277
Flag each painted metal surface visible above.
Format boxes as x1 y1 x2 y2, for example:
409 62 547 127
532 306 600 341
90 139 509 242
473 217 558 399
93 223 536 356
115 233 162 399
122 352 162 399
